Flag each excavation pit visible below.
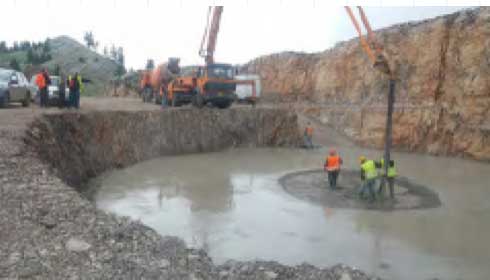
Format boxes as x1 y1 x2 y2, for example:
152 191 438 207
280 169 442 211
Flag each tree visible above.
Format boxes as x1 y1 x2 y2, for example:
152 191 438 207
83 31 96 49
116 47 124 66
53 64 61 76
0 41 7 53
9 58 20 71
12 41 19 51
26 49 35 63
145 59 155 70
110 45 117 61
43 39 51 53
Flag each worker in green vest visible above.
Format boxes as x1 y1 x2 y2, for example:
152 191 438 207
377 158 397 199
359 156 377 202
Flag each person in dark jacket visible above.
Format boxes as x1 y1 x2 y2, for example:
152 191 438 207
68 73 83 109
58 74 66 108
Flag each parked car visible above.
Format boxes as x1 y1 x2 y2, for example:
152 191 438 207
30 75 69 105
0 68 31 108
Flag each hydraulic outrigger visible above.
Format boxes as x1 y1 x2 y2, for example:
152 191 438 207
345 6 396 198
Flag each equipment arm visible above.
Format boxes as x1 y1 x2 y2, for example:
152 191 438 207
199 6 223 65
344 6 391 76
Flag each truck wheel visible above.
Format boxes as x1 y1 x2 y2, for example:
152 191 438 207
0 93 9 108
22 92 31 107
217 101 232 109
192 94 204 109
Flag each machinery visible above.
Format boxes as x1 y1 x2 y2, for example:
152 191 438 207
345 6 395 198
166 6 256 109
140 58 180 104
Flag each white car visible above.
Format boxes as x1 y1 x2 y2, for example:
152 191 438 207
0 68 31 108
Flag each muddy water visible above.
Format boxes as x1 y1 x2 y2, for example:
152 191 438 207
93 147 490 280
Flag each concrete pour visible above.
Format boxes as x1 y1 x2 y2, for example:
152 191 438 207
280 169 442 211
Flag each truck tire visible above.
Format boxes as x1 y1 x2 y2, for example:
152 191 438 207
22 92 31 107
0 93 9 108
215 100 232 109
171 93 178 107
192 94 204 109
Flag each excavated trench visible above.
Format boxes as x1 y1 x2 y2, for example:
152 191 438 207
10 107 489 280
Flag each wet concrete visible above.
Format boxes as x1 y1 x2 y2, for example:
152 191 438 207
280 169 441 210
93 147 490 280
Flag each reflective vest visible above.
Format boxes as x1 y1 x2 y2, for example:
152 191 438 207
35 73 46 89
361 160 378 180
380 159 397 178
326 155 341 171
305 126 313 137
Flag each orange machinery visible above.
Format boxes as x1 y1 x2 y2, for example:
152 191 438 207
165 6 256 109
140 58 181 104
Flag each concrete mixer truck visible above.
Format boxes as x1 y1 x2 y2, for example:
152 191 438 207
140 58 180 104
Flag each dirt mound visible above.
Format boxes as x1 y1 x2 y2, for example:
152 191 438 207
280 169 441 211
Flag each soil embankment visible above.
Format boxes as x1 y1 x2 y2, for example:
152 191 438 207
0 101 374 279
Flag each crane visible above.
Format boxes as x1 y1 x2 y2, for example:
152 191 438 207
166 6 257 109
199 6 224 65
345 6 395 198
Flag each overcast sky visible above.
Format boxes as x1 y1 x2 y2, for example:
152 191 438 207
0 0 472 69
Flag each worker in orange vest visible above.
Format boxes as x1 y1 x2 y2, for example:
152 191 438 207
324 148 343 189
35 69 50 107
304 122 314 149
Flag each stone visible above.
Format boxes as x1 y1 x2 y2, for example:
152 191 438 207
340 272 352 280
66 238 91 252
159 259 170 268
265 270 278 279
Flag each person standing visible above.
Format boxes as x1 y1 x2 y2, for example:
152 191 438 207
58 74 66 108
359 156 378 202
377 158 397 199
69 72 83 109
35 69 48 107
304 122 314 149
324 149 343 189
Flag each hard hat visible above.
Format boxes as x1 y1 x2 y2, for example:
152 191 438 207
359 156 366 162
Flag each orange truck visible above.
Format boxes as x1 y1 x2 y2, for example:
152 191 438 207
166 63 255 108
140 58 180 104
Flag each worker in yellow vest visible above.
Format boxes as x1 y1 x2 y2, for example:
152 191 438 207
377 158 397 199
359 156 377 202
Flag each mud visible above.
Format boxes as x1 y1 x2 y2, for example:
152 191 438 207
1 101 378 280
280 169 442 211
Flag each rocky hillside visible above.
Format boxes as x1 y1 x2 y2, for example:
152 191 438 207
244 7 490 161
0 36 119 96
43 36 119 96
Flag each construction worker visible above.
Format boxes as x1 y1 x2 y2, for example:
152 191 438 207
36 69 50 107
68 72 83 109
359 156 378 202
304 122 314 149
377 158 397 199
324 149 343 189
58 74 66 108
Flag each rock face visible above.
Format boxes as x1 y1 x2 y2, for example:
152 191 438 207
26 108 301 191
244 8 490 161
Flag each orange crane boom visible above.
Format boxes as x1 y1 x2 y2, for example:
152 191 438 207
199 6 223 65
